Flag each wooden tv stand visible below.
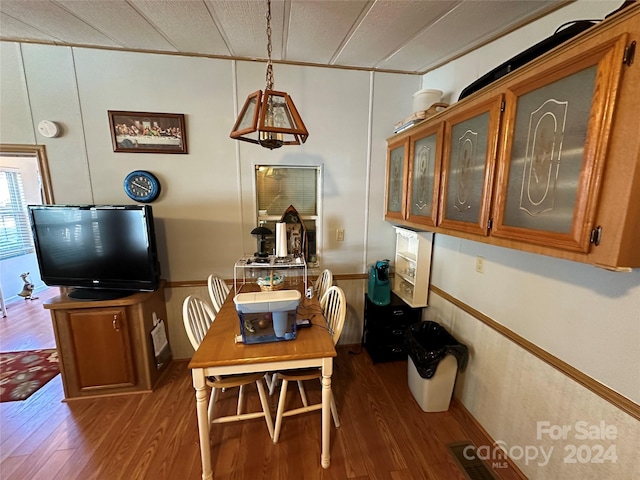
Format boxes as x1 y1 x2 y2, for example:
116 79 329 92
44 284 171 400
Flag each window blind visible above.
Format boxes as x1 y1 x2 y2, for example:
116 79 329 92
255 165 320 263
0 170 35 260
256 166 318 216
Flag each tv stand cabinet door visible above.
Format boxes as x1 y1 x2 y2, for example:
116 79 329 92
46 286 171 399
57 307 136 395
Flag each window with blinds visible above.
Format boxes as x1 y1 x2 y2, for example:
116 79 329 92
255 165 321 263
0 170 35 260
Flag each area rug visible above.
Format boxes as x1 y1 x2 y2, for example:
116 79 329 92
0 349 59 402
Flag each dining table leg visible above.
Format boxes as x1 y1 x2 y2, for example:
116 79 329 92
321 357 333 469
193 368 213 480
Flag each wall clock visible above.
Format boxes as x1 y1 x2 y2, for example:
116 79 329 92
123 170 161 203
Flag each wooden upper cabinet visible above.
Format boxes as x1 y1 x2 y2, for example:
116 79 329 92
385 136 410 221
438 95 503 235
492 34 628 252
383 7 640 268
406 123 443 227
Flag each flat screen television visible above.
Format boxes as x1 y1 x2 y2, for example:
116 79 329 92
28 204 161 300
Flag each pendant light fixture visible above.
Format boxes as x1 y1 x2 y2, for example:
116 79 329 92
230 0 309 150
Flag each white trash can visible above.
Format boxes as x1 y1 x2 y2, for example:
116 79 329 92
405 321 467 413
408 354 458 412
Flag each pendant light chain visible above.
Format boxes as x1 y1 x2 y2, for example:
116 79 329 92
229 0 308 147
265 0 274 91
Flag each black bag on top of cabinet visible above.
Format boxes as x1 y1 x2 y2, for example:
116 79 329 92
457 20 595 100
457 1 636 101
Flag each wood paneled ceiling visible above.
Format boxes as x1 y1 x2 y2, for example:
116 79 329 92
0 0 577 74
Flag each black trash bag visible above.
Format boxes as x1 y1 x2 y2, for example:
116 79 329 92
405 321 469 379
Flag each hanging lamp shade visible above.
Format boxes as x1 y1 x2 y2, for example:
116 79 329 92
230 0 308 150
230 89 309 150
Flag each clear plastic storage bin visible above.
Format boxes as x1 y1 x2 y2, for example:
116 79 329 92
234 290 301 344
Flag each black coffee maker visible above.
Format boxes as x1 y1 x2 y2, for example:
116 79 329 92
251 226 272 257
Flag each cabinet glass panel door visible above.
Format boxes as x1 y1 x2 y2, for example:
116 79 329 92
504 67 596 232
438 96 502 235
407 124 443 226
385 137 409 220
492 35 626 251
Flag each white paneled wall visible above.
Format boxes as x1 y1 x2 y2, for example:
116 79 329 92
21 44 93 203
0 43 35 144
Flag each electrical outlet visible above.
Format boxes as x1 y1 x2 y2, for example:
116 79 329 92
336 228 345 241
475 256 485 273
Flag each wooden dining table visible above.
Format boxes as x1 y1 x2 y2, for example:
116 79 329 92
188 284 337 480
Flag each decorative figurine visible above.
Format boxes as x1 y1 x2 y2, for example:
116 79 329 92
17 272 38 300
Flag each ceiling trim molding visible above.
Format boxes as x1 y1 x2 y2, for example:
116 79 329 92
0 37 424 76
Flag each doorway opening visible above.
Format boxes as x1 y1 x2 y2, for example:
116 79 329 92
0 144 54 318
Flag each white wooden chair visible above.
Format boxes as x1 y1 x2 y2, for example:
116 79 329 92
271 285 346 443
207 274 230 314
182 295 274 438
314 269 333 301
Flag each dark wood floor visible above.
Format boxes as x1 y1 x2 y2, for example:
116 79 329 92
0 288 524 480
0 287 59 351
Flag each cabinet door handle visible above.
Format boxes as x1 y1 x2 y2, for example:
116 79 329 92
392 310 404 316
112 315 119 331
392 329 404 335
